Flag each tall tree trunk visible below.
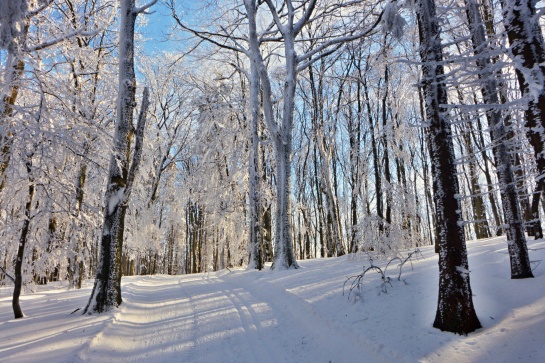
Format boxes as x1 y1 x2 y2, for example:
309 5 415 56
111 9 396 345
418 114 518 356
465 0 534 278
417 0 481 334
350 62 362 252
500 0 545 240
381 65 392 226
271 28 298 269
83 0 151 312
245 0 263 270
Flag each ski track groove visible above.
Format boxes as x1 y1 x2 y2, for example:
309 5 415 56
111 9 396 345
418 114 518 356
203 275 278 363
217 272 407 363
79 271 403 363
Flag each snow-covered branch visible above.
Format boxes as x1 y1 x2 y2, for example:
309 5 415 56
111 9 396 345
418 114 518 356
296 11 383 71
134 0 159 14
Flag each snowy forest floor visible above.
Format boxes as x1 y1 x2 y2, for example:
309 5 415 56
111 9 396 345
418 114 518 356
1 236 544 363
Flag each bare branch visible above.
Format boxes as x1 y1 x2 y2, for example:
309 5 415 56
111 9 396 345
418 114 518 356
0 266 15 283
170 6 248 56
296 11 383 71
293 0 317 35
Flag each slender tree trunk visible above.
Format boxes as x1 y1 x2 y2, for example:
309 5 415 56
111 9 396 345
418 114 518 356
13 152 35 319
382 65 392 226
417 0 481 334
362 77 383 228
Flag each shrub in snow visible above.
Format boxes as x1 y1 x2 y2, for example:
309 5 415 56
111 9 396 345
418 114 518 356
344 249 423 302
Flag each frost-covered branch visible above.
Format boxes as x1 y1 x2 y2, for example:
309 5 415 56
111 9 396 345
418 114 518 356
296 11 383 72
343 250 422 302
28 29 99 52
134 0 159 14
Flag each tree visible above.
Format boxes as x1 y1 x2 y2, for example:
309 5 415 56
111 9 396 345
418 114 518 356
464 0 533 278
244 0 263 270
415 0 481 334
500 0 545 240
83 0 155 314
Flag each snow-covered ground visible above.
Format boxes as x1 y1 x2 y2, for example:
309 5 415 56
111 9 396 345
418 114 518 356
1 236 544 363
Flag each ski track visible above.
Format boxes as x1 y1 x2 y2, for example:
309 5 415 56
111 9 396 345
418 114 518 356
1 237 543 363
212 272 396 363
78 266 395 363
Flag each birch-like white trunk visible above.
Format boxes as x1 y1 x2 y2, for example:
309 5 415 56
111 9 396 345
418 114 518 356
245 0 263 270
271 23 299 270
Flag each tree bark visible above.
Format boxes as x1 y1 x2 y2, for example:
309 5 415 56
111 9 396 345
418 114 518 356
417 0 481 334
465 0 533 278
245 0 263 270
500 0 545 241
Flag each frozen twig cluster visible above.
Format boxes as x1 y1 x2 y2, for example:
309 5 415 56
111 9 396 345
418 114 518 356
343 249 423 302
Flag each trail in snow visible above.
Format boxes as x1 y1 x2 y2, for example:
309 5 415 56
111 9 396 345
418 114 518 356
0 237 544 363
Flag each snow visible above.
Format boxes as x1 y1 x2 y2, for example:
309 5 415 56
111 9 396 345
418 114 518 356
1 236 544 362
108 187 125 215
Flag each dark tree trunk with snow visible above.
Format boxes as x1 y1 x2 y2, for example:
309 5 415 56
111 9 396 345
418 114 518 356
83 0 153 314
416 0 481 334
500 0 545 241
465 0 533 279
12 152 35 319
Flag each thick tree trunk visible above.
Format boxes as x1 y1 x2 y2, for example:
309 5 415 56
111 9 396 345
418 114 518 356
245 0 263 270
83 0 151 313
274 31 298 269
417 0 481 334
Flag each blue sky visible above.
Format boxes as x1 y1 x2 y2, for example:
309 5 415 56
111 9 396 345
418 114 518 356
141 1 177 54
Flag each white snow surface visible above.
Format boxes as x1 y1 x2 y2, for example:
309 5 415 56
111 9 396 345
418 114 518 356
1 236 544 362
